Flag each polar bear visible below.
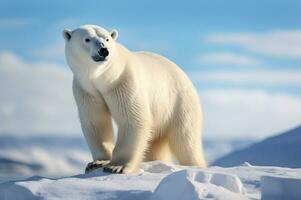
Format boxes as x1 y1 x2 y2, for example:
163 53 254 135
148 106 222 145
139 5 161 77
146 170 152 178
63 25 207 174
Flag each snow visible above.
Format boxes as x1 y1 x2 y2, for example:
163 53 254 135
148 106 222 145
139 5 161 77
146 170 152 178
153 169 246 200
1 161 301 200
1 127 301 199
0 136 90 182
204 137 256 164
261 175 301 200
213 125 301 168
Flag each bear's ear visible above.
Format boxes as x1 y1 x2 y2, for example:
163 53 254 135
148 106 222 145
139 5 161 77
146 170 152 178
63 29 72 41
110 29 118 40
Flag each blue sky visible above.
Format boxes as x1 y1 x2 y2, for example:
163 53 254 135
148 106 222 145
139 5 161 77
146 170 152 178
0 0 300 138
1 0 301 65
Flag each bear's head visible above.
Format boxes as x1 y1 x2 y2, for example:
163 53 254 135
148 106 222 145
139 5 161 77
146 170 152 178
63 25 118 67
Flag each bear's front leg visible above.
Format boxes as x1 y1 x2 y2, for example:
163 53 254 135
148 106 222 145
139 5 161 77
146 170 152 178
103 124 150 174
73 79 114 174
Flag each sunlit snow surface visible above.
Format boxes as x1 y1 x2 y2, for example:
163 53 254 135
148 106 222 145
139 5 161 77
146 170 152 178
1 161 301 200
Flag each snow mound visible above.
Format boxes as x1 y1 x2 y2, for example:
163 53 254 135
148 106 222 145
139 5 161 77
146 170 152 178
1 161 301 200
261 175 301 200
141 160 175 173
153 169 246 200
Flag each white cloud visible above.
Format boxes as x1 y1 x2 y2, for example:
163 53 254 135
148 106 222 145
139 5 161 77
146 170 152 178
205 30 301 59
201 89 301 139
0 51 80 136
191 70 301 86
198 52 262 67
0 19 33 29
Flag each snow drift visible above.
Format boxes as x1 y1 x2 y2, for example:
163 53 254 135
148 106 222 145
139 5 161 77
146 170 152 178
1 161 301 200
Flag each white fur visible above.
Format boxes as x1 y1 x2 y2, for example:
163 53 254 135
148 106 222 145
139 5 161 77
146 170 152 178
63 25 207 173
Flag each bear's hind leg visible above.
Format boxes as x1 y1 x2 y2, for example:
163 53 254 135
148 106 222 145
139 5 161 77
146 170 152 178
169 126 207 168
144 135 172 163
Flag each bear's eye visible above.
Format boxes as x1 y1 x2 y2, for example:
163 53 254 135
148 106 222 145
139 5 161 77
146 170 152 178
106 38 109 42
85 38 90 42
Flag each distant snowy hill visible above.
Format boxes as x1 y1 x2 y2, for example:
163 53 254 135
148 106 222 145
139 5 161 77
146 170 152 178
0 136 91 182
203 137 255 164
1 161 301 200
213 125 301 168
0 135 255 183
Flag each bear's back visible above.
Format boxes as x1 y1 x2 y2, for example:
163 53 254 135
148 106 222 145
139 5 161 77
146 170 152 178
133 51 195 92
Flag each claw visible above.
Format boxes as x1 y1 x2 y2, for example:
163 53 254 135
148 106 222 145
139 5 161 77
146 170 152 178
103 165 125 174
85 160 110 174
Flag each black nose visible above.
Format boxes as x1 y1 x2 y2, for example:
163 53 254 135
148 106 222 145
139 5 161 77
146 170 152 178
98 48 109 58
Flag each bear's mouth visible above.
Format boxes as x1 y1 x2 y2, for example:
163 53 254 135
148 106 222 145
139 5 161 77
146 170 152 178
92 55 106 62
